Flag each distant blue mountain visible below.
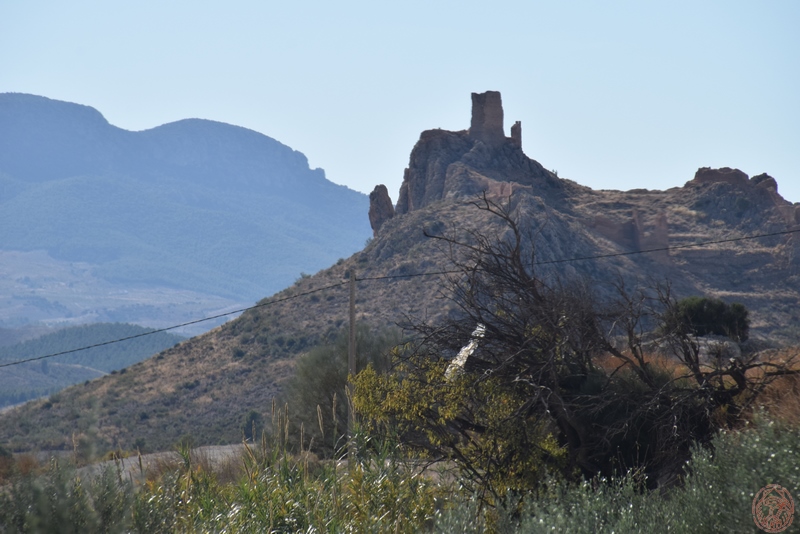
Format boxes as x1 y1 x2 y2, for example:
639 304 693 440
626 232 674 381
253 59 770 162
0 93 370 325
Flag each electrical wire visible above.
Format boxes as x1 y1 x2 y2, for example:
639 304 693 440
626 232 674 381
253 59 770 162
535 227 800 265
355 269 462 281
356 227 800 280
0 281 347 369
2 225 797 368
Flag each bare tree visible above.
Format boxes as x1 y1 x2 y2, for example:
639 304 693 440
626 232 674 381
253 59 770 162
354 194 800 500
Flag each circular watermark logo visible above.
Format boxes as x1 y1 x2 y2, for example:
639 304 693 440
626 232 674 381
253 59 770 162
753 484 795 533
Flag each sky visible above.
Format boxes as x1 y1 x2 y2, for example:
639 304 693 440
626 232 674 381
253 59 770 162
2 1 799 203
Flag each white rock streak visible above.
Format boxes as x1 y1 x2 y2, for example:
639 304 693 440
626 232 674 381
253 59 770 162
445 323 486 380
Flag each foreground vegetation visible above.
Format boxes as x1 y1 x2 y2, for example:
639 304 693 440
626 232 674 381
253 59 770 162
4 199 800 531
350 198 799 504
1 415 798 533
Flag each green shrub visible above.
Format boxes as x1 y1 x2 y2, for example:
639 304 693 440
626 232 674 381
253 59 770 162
241 409 264 441
663 295 750 341
1 416 798 533
281 325 402 456
0 461 133 533
434 415 800 533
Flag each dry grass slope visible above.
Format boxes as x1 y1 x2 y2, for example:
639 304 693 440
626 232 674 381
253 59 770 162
1 160 799 458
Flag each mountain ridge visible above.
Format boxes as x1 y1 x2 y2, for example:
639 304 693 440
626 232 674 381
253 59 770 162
1 91 798 455
0 93 371 332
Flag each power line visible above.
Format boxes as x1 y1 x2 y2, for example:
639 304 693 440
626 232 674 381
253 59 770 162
535 227 800 265
2 225 797 368
0 281 347 369
356 269 462 281
355 227 800 281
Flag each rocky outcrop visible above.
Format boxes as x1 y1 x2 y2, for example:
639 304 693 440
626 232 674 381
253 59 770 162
688 167 749 187
395 130 475 214
684 167 795 225
394 91 558 216
688 168 786 200
687 167 785 198
387 93 799 279
510 121 522 147
368 184 395 236
751 173 779 192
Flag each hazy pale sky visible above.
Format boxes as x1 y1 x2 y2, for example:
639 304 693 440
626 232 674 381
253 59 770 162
3 1 798 203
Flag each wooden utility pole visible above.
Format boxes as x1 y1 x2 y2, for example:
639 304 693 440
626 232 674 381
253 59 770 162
347 269 356 457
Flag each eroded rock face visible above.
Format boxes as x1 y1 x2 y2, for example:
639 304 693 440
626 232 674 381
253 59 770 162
751 173 778 192
688 168 784 198
396 130 475 214
689 167 749 187
683 167 794 225
588 209 670 258
388 93 798 286
368 184 395 236
394 92 556 215
510 121 522 147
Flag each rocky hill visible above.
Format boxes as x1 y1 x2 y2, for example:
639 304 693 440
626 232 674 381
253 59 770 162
0 93 371 334
1 91 798 454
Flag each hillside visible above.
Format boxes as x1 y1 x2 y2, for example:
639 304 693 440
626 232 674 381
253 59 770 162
1 91 799 454
0 323 183 408
0 93 371 334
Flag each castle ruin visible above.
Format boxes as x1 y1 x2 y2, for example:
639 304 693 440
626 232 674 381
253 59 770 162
511 121 522 147
468 91 521 148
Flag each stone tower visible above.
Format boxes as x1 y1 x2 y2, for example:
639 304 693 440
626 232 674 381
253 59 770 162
469 91 505 147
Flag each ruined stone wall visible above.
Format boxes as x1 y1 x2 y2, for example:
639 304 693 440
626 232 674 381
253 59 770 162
689 167 749 187
590 209 670 259
393 91 543 216
469 91 505 147
591 215 640 251
511 121 522 147
640 211 670 262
